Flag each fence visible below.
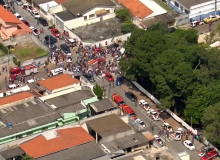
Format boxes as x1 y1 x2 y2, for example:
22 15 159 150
31 35 49 52
0 54 13 65
175 14 189 26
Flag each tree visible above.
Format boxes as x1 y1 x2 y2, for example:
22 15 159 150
21 155 33 160
93 84 103 99
202 102 220 146
115 8 132 21
121 21 137 33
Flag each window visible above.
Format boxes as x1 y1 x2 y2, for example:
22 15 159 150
180 6 183 11
174 1 179 7
185 9 189 14
89 14 95 18
106 9 110 13
84 16 87 20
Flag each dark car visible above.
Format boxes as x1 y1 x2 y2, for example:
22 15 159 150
125 91 137 101
0 0 5 5
83 73 95 83
39 17 48 26
60 44 70 53
44 41 56 50
44 35 57 43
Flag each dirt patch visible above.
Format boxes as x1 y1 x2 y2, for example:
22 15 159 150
13 41 48 62
73 18 123 43
121 82 181 130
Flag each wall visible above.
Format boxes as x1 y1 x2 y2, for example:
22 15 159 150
51 83 80 93
49 4 64 14
168 0 187 14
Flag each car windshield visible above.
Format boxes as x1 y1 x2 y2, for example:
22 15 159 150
34 13 39 15
130 113 136 117
34 29 38 32
176 132 181 135
17 15 21 18
157 139 162 143
55 30 59 34
188 143 193 146
153 113 158 116
119 101 125 105
140 122 145 125
168 126 172 129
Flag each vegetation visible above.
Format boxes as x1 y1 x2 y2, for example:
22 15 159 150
0 42 9 55
116 8 137 33
13 56 21 67
21 154 33 160
93 84 103 99
119 23 220 143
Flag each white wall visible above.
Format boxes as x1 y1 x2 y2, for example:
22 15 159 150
49 5 64 14
52 83 80 93
189 0 220 18
169 0 188 13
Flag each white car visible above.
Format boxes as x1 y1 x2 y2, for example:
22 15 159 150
183 140 195 150
139 99 151 112
162 123 173 133
50 68 65 76
154 135 164 147
14 13 23 20
135 118 146 129
150 111 160 121
174 128 183 140
31 28 40 36
31 11 40 18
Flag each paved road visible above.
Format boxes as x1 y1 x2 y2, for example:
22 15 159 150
94 76 200 160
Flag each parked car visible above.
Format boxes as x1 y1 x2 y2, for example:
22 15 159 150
116 75 122 86
139 99 151 112
183 140 195 150
125 91 136 102
201 149 218 160
14 13 23 20
191 20 204 27
60 44 70 53
162 123 173 132
31 11 40 18
174 128 183 141
21 20 30 27
0 0 5 6
22 3 30 9
135 118 146 129
203 15 220 23
199 147 215 157
154 135 164 147
105 72 114 82
44 41 56 50
14 0 23 5
31 28 40 36
83 72 95 83
44 35 57 43
3 4 10 10
150 110 160 121
38 17 48 26
66 53 72 63
51 28 60 38
27 5 34 12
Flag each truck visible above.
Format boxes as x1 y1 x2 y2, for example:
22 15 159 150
120 104 137 119
9 64 38 81
111 93 125 106
201 149 218 160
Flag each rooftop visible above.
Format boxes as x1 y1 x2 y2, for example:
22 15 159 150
32 0 51 5
38 74 80 91
89 99 116 113
37 141 106 160
39 1 58 12
0 99 60 138
63 0 115 16
20 127 94 158
177 0 210 9
54 0 68 4
0 91 34 107
117 0 153 19
102 133 148 152
0 6 21 23
0 147 24 160
114 152 146 160
86 114 132 137
45 90 93 109
55 11 76 21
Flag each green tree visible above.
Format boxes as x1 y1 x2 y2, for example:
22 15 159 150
93 84 103 99
115 8 132 21
202 102 220 146
173 29 198 44
121 21 137 33
21 155 33 160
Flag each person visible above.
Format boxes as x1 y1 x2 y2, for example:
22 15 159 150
41 28 44 34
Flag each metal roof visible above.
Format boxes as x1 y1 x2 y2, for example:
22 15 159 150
0 147 24 159
86 114 132 137
90 99 116 112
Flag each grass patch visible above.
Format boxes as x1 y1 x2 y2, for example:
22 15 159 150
154 0 173 13
0 50 5 57
14 42 48 61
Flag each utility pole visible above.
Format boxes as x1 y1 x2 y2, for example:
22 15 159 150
191 116 192 128
215 0 217 16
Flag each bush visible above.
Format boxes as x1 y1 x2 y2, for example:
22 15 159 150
116 8 132 22
122 21 137 33
0 43 8 54
13 56 21 67
93 84 103 99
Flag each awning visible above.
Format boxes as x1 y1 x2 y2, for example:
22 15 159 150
95 9 106 15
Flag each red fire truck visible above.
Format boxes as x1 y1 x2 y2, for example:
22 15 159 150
120 104 137 119
9 64 38 81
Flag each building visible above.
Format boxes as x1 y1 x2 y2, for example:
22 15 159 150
37 74 80 94
0 90 93 145
168 0 220 21
88 98 117 116
0 147 24 160
55 0 116 30
20 127 107 160
0 6 32 40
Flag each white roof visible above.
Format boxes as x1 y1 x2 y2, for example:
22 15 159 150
164 123 169 125
68 39 75 43
39 1 58 12
139 99 145 102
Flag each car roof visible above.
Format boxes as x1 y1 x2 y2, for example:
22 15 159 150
14 13 19 15
184 140 191 143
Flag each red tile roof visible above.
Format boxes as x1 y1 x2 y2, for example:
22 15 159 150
38 74 80 91
0 6 21 24
20 127 94 158
54 0 68 4
118 0 153 19
0 92 34 106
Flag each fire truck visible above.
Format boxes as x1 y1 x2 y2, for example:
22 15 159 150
112 93 125 106
87 58 105 71
120 104 137 119
9 64 38 81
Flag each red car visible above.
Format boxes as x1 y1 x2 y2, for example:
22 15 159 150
105 72 114 82
51 28 60 38
21 20 30 27
201 149 218 160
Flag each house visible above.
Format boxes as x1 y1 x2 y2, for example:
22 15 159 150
0 147 24 160
0 6 32 40
0 90 93 145
37 74 80 94
20 127 107 160
55 0 116 30
168 0 220 21
88 98 117 116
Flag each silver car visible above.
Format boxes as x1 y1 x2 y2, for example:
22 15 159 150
15 0 23 5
